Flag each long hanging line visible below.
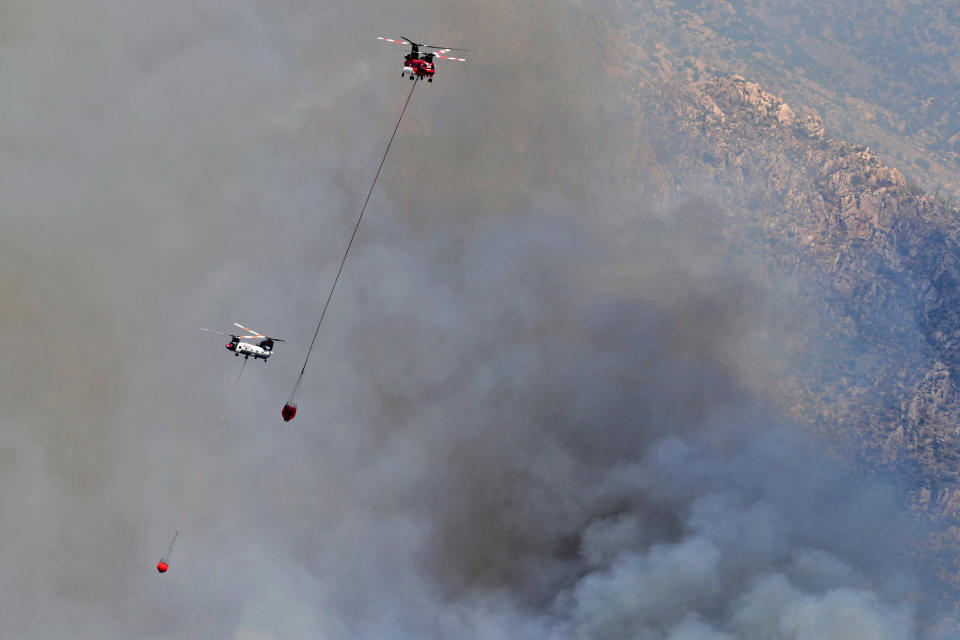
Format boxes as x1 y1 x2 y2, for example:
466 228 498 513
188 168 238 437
283 78 419 422
157 358 247 573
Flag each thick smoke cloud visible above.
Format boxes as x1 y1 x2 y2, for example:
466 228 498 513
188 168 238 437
0 0 940 638
262 208 923 639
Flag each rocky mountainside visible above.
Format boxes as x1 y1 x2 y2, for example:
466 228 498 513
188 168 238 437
586 2 960 617
607 0 960 200
644 73 960 478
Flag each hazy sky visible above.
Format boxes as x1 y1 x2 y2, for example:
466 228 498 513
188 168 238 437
0 1 940 638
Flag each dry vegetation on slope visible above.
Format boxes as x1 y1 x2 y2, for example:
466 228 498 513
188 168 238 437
589 3 960 615
609 0 960 199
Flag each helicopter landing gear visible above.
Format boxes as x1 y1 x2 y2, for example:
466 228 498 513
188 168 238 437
409 74 415 81
427 78 432 83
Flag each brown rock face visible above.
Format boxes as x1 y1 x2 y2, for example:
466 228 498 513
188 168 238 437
607 0 960 200
600 55 960 605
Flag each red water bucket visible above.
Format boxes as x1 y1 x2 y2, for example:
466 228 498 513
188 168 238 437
282 403 297 422
157 560 169 573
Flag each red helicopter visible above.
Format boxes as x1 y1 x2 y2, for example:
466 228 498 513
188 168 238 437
376 36 466 82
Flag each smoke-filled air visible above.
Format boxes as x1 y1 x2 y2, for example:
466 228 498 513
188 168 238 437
0 0 946 638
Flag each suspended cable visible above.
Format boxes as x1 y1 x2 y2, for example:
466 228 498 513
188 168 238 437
283 78 419 422
158 358 247 573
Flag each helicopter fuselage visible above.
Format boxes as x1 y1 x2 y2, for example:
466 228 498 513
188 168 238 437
403 58 435 79
226 340 272 360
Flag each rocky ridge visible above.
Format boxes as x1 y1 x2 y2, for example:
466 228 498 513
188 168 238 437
618 70 960 607
573 0 960 613
609 0 960 200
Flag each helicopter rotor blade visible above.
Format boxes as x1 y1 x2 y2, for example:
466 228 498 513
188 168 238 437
203 328 259 339
201 328 233 336
377 37 466 53
434 52 467 62
402 36 464 51
377 36 410 46
233 322 265 338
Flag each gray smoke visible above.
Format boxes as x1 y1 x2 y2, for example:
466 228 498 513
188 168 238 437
252 207 923 640
0 0 941 638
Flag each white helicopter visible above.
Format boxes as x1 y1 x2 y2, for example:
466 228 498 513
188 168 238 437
201 323 286 361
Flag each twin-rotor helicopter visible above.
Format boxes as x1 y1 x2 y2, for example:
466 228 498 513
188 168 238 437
201 323 286 361
377 36 467 82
